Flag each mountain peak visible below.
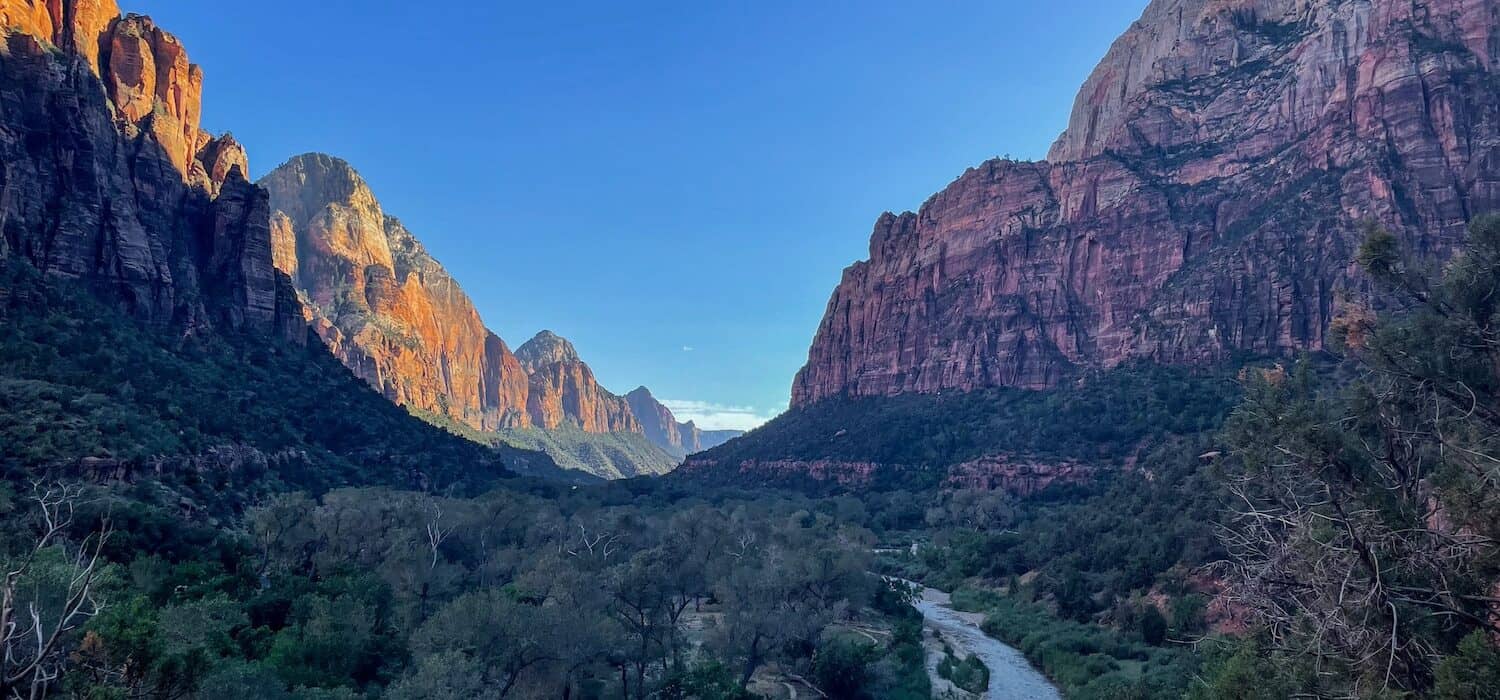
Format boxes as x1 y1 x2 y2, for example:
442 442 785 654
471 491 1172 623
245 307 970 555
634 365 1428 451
267 154 373 206
792 0 1500 407
517 331 580 366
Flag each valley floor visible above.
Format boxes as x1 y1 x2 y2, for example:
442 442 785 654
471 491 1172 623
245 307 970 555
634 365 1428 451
906 582 1059 700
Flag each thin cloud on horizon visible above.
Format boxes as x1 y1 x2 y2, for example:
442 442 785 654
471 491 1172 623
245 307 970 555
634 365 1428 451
660 399 778 432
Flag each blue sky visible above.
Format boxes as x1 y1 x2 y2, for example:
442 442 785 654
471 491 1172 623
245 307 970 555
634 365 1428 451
134 0 1147 430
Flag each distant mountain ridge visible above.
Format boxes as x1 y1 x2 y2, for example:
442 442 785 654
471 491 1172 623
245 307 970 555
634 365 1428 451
261 154 732 476
626 387 743 460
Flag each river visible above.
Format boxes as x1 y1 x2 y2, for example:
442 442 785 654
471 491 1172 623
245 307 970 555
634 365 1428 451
907 583 1060 700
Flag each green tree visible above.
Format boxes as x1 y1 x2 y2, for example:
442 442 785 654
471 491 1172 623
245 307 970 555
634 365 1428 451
1218 217 1500 695
1434 632 1500 700
1139 605 1167 646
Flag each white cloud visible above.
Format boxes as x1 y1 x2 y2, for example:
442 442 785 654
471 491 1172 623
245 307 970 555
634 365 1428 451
681 345 695 352
660 399 780 432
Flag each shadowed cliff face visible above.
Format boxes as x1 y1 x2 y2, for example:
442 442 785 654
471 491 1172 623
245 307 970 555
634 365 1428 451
625 386 744 460
792 0 1500 407
0 0 302 341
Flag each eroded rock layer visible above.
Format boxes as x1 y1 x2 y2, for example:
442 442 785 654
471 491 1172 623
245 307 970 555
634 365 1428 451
516 331 639 433
792 0 1500 406
0 0 301 341
262 156 675 445
261 154 536 432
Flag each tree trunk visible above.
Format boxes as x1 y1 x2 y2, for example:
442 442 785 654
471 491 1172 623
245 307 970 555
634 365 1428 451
739 635 763 688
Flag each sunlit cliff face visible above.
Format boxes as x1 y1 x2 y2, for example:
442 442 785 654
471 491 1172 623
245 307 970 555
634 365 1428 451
792 0 1500 407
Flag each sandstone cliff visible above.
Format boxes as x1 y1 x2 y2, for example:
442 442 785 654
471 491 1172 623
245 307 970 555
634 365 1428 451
626 386 744 459
0 0 301 342
515 331 639 433
262 156 700 469
261 154 533 432
792 0 1500 406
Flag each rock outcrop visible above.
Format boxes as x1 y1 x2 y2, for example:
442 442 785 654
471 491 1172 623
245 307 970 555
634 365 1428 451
792 0 1500 407
516 331 639 433
0 0 301 341
263 156 707 463
261 154 535 432
626 386 745 459
943 457 1096 497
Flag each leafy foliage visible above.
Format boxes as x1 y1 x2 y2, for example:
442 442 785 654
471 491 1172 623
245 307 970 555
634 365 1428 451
1208 217 1500 696
961 590 1198 699
936 646 989 694
0 262 553 506
695 362 1239 477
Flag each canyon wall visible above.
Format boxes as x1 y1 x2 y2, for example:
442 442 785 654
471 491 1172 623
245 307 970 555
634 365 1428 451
262 156 718 465
0 0 302 341
626 386 744 459
792 0 1500 406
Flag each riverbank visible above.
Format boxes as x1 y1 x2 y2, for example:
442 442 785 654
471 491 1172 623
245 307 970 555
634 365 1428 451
903 582 1061 700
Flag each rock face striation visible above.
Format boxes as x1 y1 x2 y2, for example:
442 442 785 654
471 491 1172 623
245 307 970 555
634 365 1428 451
260 154 535 432
0 0 302 341
792 0 1500 407
262 155 718 471
626 386 744 459
515 331 639 433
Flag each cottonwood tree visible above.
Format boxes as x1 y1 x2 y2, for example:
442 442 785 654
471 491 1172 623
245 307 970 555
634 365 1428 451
0 483 112 700
406 589 560 698
1215 218 1500 696
609 551 674 698
248 492 316 577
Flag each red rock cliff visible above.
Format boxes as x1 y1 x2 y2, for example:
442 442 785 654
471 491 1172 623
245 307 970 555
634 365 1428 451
516 331 640 433
260 154 535 432
0 0 301 341
262 156 657 437
792 0 1500 406
624 386 742 458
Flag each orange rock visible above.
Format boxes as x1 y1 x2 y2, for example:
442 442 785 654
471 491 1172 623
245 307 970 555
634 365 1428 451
0 0 302 342
262 154 536 432
63 0 118 73
517 332 640 433
0 0 55 41
261 155 665 440
102 15 203 177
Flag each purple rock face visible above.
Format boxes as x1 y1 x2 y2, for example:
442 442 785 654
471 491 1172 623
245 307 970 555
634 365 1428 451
793 0 1500 407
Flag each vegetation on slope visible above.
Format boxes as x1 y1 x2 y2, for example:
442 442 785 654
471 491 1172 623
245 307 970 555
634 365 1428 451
0 260 932 699
492 426 679 479
693 362 1241 477
412 410 680 480
1199 218 1500 697
0 262 560 506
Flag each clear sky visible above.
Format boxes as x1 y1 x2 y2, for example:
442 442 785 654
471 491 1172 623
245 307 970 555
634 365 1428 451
132 0 1148 430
